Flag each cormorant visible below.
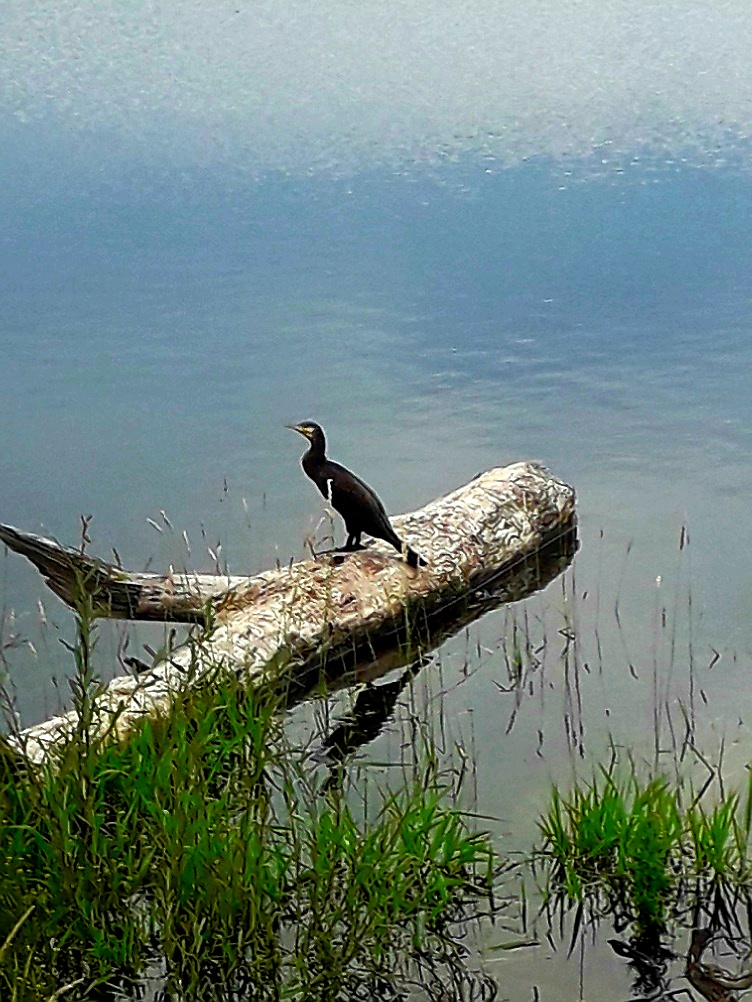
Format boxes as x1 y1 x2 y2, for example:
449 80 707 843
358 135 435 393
287 421 426 568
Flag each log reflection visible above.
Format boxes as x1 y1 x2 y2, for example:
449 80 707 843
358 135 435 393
287 522 578 764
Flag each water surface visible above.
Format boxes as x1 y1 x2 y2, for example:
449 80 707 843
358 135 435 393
3 3 752 997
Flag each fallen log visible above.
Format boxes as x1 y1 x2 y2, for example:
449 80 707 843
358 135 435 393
306 528 577 766
1 462 576 764
0 522 245 622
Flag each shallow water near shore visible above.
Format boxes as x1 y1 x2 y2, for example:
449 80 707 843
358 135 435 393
3 3 752 997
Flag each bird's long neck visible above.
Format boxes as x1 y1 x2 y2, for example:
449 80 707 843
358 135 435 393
305 428 327 462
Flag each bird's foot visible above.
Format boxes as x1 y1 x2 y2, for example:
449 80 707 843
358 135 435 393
310 545 365 563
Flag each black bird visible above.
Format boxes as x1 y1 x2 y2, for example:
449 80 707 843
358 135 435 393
287 421 426 568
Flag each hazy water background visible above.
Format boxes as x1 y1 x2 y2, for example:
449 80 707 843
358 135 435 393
3 3 752 997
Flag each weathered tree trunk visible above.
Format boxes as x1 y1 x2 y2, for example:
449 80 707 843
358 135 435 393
0 522 245 622
1 462 575 764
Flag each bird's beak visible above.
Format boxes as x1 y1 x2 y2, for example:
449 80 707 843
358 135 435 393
285 423 307 438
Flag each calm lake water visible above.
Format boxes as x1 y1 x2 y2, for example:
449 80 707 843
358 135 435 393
3 3 752 998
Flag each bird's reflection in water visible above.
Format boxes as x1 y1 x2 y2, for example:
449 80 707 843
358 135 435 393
279 522 577 782
315 658 429 794
313 656 428 767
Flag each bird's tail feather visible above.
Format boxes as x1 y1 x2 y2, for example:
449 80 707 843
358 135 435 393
405 545 427 568
383 526 427 568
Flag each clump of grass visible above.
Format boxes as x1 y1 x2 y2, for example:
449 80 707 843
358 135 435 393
538 766 752 937
0 616 498 1000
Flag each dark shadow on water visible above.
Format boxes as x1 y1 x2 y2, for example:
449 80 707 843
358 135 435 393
545 889 752 1001
607 932 676 1000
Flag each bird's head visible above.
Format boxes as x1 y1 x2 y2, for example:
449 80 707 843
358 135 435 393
286 421 322 440
286 421 326 449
